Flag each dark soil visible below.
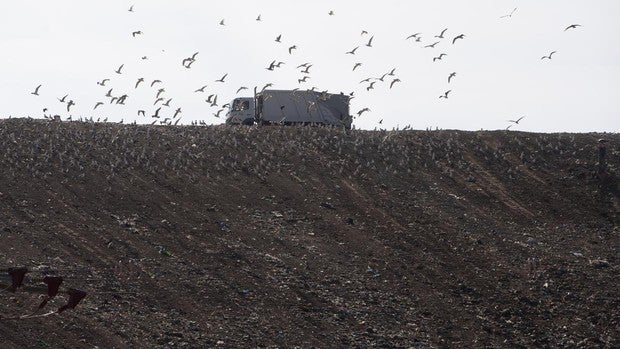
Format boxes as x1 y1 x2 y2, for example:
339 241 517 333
0 119 618 348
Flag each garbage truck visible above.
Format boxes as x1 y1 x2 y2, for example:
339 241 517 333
225 89 352 129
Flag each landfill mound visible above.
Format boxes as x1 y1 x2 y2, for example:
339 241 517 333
0 119 618 348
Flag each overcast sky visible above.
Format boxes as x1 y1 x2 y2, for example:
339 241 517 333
1 0 618 132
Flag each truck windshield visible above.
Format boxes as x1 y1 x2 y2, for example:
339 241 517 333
233 100 250 111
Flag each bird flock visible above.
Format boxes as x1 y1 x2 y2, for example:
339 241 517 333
24 4 583 130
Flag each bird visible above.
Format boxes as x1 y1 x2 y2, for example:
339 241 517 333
424 41 440 48
191 52 199 60
106 88 113 97
365 35 374 47
439 90 451 99
275 34 282 42
452 34 465 44
219 19 225 26
163 98 172 107
213 109 224 118
67 100 75 111
541 51 557 60
359 78 372 84
141 56 148 60
565 24 582 31
346 46 359 55
58 94 68 103
184 60 195 69
154 97 164 105
361 30 368 36
500 7 517 19
448 72 457 83
328 10 334 16
156 88 165 98
366 81 376 91
31 84 42 95
151 79 162 87
195 85 208 93
135 78 144 89
353 62 362 71
256 14 261 21
297 62 311 68
435 28 448 39
390 78 401 89
94 102 104 110
173 108 182 118
97 79 109 86
388 68 396 76
132 31 142 37
406 33 422 40
128 5 134 12
298 76 310 84
508 116 525 124
301 65 312 74
115 64 124 74
288 45 297 54
433 53 447 62
357 108 370 116
266 60 276 71
216 73 228 82
152 107 161 118
138 110 145 116
236 86 248 94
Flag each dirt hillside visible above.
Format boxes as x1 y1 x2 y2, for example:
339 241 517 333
0 119 618 348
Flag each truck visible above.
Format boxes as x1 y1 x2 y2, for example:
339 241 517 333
225 89 352 129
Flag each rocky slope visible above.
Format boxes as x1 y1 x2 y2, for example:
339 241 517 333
0 119 618 348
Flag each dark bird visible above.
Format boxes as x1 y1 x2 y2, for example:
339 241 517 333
508 116 525 124
97 79 109 86
163 98 172 107
388 68 396 76
301 65 312 74
406 33 422 40
151 79 162 87
439 90 451 99
298 76 310 84
154 97 164 105
359 77 372 84
31 84 42 95
500 7 517 19
216 73 228 82
173 108 182 118
390 78 401 89
452 34 465 44
195 85 208 93
256 14 261 21
236 86 248 93
366 81 376 91
266 60 276 71
365 35 374 47
361 30 368 36
275 34 282 42
135 78 144 89
448 72 457 83
328 10 334 16
191 52 199 60
353 62 362 71
67 100 75 111
297 62 311 68
433 53 447 62
565 24 582 31
141 56 148 60
435 28 448 39
219 19 225 26
541 51 557 60
288 45 297 54
152 107 161 118
94 102 104 110
115 64 124 74
132 31 142 37
138 110 145 116
424 41 440 48
213 109 224 118
106 88 113 97
58 94 68 103
357 108 370 116
346 46 359 55
128 5 134 12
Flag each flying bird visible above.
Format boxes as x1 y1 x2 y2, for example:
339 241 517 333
352 63 362 71
31 84 42 95
390 78 401 89
219 19 225 26
357 108 370 116
151 79 162 87
508 116 525 124
439 90 451 99
173 108 182 118
288 45 297 54
541 51 557 60
564 24 582 31
346 46 359 55
328 10 334 16
435 28 448 39
448 72 457 83
365 35 374 47
135 78 144 89
298 76 310 84
424 41 440 48
406 33 422 40
97 79 109 86
195 85 208 93
132 31 142 37
256 14 261 21
361 30 368 36
138 110 145 116
215 73 228 82
275 34 282 42
500 7 517 19
115 64 124 74
163 98 172 107
433 53 447 62
236 86 248 94
452 34 465 44
366 81 376 91
387 68 396 76
58 94 68 103
66 100 75 111
94 102 104 110
128 5 134 12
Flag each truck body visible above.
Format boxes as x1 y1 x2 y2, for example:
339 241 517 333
225 89 352 129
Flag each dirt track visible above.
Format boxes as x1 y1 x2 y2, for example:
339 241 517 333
0 119 618 348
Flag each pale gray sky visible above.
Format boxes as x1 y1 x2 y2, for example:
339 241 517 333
1 0 618 131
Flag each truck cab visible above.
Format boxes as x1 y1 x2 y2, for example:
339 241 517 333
225 98 255 125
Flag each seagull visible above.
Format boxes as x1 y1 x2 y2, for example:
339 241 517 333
406 33 422 40
151 79 162 87
541 51 557 60
298 76 310 84
58 94 68 103
128 5 134 12
236 86 248 94
346 46 359 55
365 35 374 47
452 34 465 44
135 78 144 89
154 97 164 105
424 41 440 48
219 19 225 26
328 10 334 16
106 88 113 97
215 73 228 82
435 28 448 39
163 98 172 107
94 102 104 110
352 62 362 71
174 108 182 118
439 90 451 99
256 14 261 21
564 24 582 31
297 62 311 68
97 79 109 86
448 72 457 83
390 78 401 89
301 65 312 74
31 84 42 95
275 34 282 42
357 108 370 116
366 81 376 91
500 7 517 19
138 110 145 116
152 107 161 118
359 78 371 84
508 116 525 124
213 109 223 118
141 56 148 60
288 45 297 54
132 31 142 37
433 53 447 62
115 64 124 74
388 68 396 76
361 30 368 36
67 100 75 111
195 85 208 93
